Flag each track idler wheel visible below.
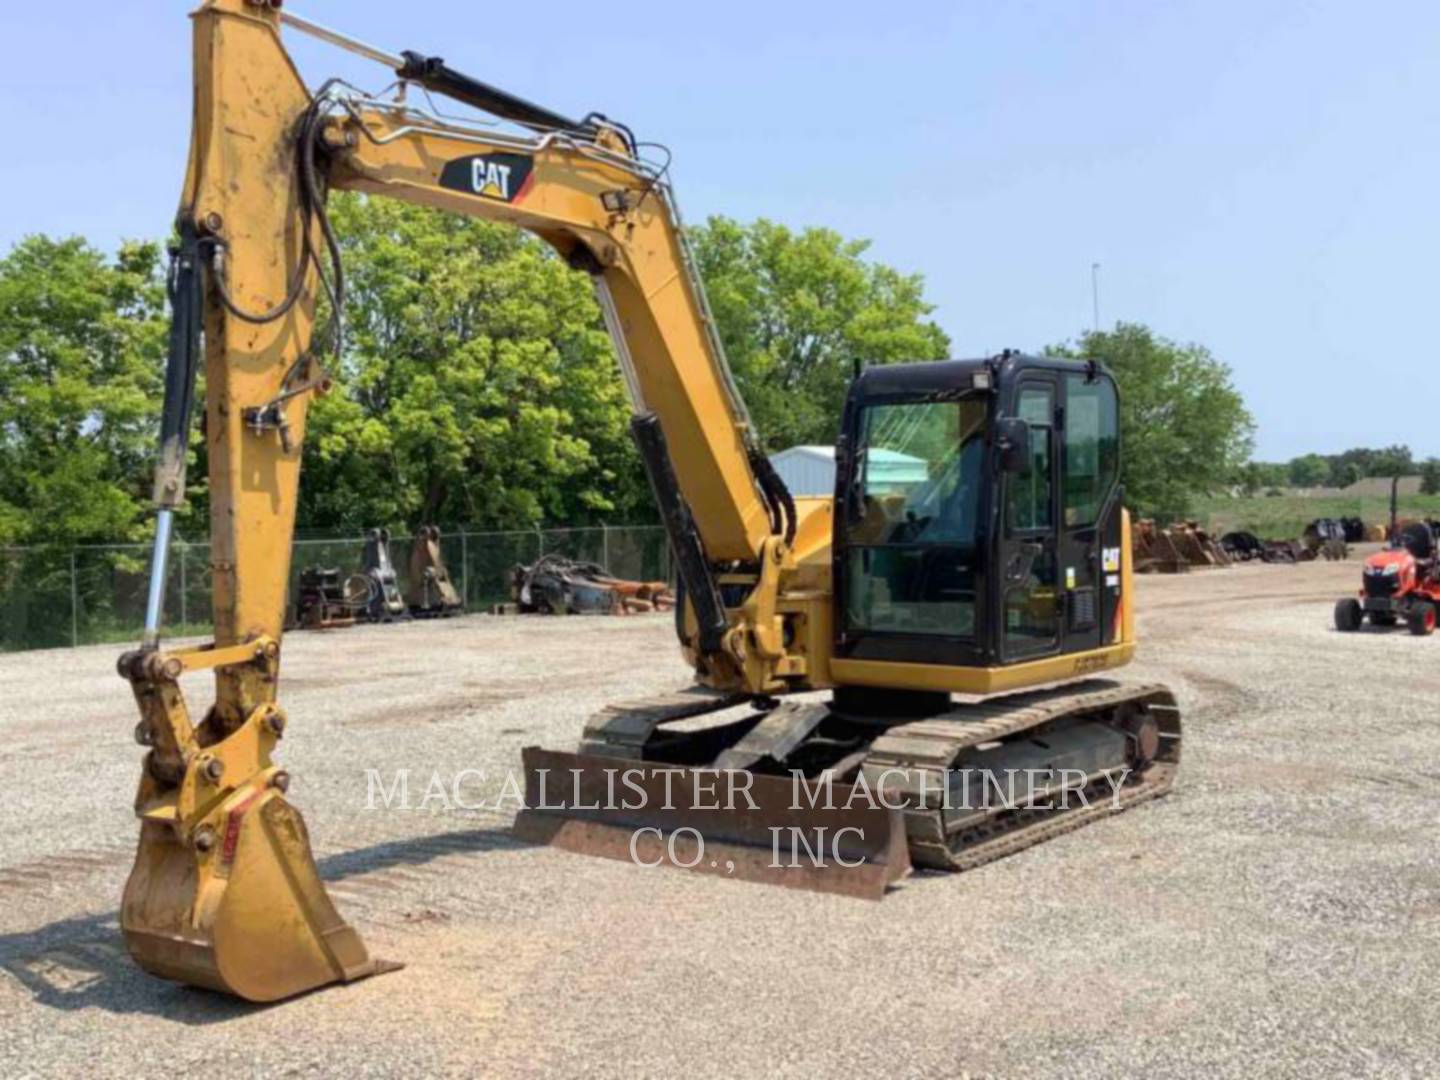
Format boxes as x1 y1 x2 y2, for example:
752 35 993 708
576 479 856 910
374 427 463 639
1120 709 1162 768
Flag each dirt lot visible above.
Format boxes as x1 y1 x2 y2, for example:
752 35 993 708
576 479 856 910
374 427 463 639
2 551 1438 1077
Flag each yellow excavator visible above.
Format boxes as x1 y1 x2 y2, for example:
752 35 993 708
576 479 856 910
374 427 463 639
120 1 1181 1003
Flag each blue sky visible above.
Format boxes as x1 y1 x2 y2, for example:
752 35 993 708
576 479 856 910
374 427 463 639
2 1 1436 461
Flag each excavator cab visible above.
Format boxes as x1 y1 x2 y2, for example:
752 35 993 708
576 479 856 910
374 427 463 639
833 354 1128 687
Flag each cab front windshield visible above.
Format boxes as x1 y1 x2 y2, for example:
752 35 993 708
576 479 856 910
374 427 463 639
843 396 987 636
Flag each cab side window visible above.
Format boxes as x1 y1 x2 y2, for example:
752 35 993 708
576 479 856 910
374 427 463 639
1063 374 1119 527
1006 387 1053 532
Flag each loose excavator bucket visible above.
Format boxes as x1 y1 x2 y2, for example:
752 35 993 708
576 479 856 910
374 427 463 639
514 748 911 900
406 525 464 617
123 786 398 1003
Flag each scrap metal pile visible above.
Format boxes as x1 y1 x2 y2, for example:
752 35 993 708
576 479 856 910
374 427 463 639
1299 518 1350 562
1218 531 1304 564
295 526 464 629
507 554 675 616
1133 520 1233 573
1138 515 1381 574
295 566 366 630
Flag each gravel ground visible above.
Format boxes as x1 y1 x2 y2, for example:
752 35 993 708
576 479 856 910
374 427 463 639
1 550 1438 1078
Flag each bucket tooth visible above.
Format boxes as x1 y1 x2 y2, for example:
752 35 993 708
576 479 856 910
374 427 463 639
122 785 399 1003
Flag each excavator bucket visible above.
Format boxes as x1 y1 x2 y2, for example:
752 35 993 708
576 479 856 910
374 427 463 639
514 748 911 900
118 645 398 1004
122 785 398 1002
406 525 464 617
120 789 394 1008
1133 520 1192 574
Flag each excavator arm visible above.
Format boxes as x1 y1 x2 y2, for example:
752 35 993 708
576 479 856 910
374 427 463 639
120 0 827 1002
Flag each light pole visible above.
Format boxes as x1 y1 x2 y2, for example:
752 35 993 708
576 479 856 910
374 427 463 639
1091 262 1101 334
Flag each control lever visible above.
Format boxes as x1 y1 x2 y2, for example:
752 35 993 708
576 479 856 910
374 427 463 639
1005 541 1044 584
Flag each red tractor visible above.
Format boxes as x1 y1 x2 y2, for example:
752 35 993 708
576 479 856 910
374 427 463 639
1334 521 1439 635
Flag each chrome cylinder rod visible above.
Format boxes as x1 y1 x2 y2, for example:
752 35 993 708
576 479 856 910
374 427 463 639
592 278 648 414
141 510 175 651
279 10 406 71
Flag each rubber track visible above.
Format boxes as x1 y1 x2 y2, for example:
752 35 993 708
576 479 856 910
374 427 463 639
859 679 1182 871
573 680 1181 875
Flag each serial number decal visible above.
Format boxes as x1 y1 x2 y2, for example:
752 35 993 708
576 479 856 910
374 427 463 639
438 153 536 203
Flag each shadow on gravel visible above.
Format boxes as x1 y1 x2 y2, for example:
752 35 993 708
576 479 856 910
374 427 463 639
316 824 534 881
0 911 259 1024
0 825 528 1021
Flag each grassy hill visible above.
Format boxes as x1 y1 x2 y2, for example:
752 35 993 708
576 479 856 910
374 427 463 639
1193 492 1440 539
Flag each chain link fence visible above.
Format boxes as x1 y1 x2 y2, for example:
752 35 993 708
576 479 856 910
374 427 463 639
10 494 1424 654
0 525 670 654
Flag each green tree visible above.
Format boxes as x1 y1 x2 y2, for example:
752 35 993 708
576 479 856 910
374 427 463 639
1330 460 1363 488
299 195 645 532
1324 445 1413 487
0 236 167 545
1287 453 1328 488
1421 459 1440 496
1365 445 1414 478
1236 461 1287 496
689 216 950 450
1055 323 1255 517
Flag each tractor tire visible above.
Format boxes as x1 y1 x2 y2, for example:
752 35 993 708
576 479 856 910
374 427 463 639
1407 603 1437 637
1370 612 1397 627
1334 598 1363 632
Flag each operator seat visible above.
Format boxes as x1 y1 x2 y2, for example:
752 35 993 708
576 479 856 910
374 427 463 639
1399 522 1435 565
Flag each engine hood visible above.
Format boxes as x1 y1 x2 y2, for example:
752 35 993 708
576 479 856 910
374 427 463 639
1366 548 1415 573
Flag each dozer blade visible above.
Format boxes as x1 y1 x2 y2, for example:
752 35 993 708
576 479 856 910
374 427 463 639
122 785 399 1003
514 748 910 900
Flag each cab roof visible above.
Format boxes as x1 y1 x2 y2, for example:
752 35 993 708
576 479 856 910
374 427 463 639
850 353 1102 401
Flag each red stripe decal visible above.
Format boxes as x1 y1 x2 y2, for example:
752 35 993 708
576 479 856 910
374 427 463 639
221 790 264 866
512 169 536 204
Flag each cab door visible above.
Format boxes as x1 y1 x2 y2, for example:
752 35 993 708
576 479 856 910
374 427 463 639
1057 370 1122 654
997 378 1062 662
